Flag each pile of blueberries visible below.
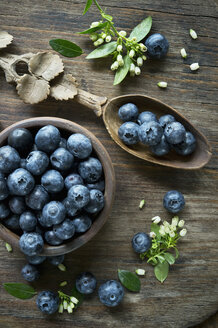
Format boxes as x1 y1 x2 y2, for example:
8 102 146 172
0 124 105 258
118 103 196 156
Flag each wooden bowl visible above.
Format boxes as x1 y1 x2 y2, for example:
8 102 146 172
0 117 115 256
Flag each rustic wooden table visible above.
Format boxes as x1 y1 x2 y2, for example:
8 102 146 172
0 0 217 327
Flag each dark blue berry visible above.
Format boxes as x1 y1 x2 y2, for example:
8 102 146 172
118 122 139 145
42 201 66 227
98 280 124 307
150 134 170 156
173 131 196 156
76 272 97 294
0 175 9 200
0 146 20 174
4 214 20 230
36 291 59 314
7 168 35 196
62 197 79 217
0 201 10 219
9 196 26 214
164 122 186 144
53 218 75 240
44 230 63 246
64 173 84 190
72 215 92 233
50 148 74 171
26 254 46 265
41 170 64 193
86 179 105 192
8 128 33 154
19 211 37 232
137 111 158 125
163 190 185 213
132 232 151 253
84 189 104 214
21 263 39 282
25 185 49 210
25 151 49 176
159 114 175 129
48 255 65 266
20 158 26 169
78 157 103 183
68 185 90 209
19 232 44 256
35 125 61 153
145 33 169 59
118 103 139 122
67 133 92 159
139 121 163 146
58 138 67 149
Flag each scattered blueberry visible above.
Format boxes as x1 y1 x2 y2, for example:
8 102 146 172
36 291 59 314
173 131 196 156
145 33 169 59
67 133 92 159
26 254 46 265
25 151 49 176
25 185 49 210
72 215 92 233
0 175 9 200
68 184 90 209
98 280 124 307
150 134 170 156
21 263 39 282
159 114 175 129
58 137 67 149
139 121 163 146
44 230 63 246
132 232 151 253
41 170 64 193
48 255 65 266
62 197 79 217
118 103 139 122
78 157 102 183
163 190 185 213
42 201 66 227
9 196 26 214
19 232 44 256
35 125 61 153
0 201 10 219
0 145 20 174
164 122 186 144
84 189 104 214
86 179 105 192
118 122 139 145
137 111 158 125
53 218 75 240
8 128 33 154
19 211 37 232
7 168 35 196
64 173 84 190
50 148 74 171
4 214 20 230
76 272 97 294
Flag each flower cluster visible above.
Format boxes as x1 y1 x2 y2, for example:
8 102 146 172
58 291 79 314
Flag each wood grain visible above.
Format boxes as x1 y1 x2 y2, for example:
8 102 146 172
0 0 218 327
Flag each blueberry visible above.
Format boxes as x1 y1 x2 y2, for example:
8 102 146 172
35 125 61 153
86 179 105 192
42 201 66 227
68 185 90 209
0 175 9 200
19 211 37 232
76 272 97 294
62 197 79 217
21 263 39 282
145 33 169 59
48 255 65 266
84 189 104 214
4 215 20 230
9 196 26 214
173 131 196 156
64 173 84 190
0 145 20 174
163 190 185 213
8 128 33 154
25 185 49 210
36 291 59 314
67 133 92 159
25 151 49 176
159 114 175 129
50 148 74 171
0 201 10 219
139 121 163 146
7 168 35 196
19 232 44 256
118 122 139 145
26 255 46 265
72 215 92 233
44 230 63 246
150 134 170 156
118 103 139 122
98 280 124 307
78 157 103 183
20 158 26 169
137 111 158 125
58 138 67 149
132 232 151 253
53 218 75 240
164 122 186 144
41 170 64 193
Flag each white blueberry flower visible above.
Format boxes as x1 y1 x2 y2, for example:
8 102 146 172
159 226 166 236
157 81 168 88
190 63 199 71
70 302 75 309
70 296 79 304
101 33 106 39
149 231 156 238
180 48 187 58
142 55 147 60
117 54 124 66
117 44 123 52
189 29 198 39
63 300 68 310
119 30 127 37
137 57 143 67
129 49 135 58
67 305 73 313
135 268 145 275
58 304 63 313
111 61 119 71
90 34 98 41
139 43 147 52
169 231 175 238
178 219 185 228
163 221 170 227
98 38 104 45
130 63 136 73
164 226 170 234
170 225 177 232
106 35 112 42
180 228 187 237
91 21 100 28
172 216 179 227
151 216 161 224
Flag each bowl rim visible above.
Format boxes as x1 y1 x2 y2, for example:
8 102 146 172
0 117 116 256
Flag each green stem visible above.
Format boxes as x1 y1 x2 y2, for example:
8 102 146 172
93 0 103 12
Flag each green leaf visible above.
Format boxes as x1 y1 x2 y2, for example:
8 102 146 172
174 247 179 259
164 252 175 265
83 0 93 15
71 285 84 306
102 12 113 21
154 261 169 283
129 16 152 42
3 283 37 299
49 39 83 58
118 269 141 292
150 223 161 240
79 22 108 34
86 41 117 59
157 255 165 263
113 55 131 85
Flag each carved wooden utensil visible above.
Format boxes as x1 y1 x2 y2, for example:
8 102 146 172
74 92 212 170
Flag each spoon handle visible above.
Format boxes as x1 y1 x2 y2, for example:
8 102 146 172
74 89 108 117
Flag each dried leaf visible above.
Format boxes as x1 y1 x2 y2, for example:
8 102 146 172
50 74 78 100
0 31 13 49
16 74 50 104
29 52 64 81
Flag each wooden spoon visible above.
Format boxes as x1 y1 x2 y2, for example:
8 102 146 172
74 90 212 170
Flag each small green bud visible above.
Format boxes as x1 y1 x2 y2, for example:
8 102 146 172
59 281 67 287
139 43 147 52
58 304 64 313
132 37 137 41
101 33 107 39
90 34 98 42
5 243 12 252
117 44 122 52
105 35 111 42
142 55 147 60
58 264 66 272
